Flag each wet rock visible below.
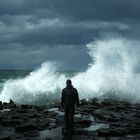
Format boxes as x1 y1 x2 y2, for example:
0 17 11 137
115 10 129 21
100 99 114 106
21 104 32 109
93 136 107 140
2 119 22 127
0 135 11 140
9 99 14 104
125 135 136 139
80 105 98 114
110 127 129 136
75 120 92 128
92 110 106 120
15 124 38 133
44 138 52 140
76 129 90 135
108 137 120 140
8 99 16 109
85 104 99 110
1 98 140 139
24 130 39 137
0 101 3 110
89 97 99 105
47 111 57 117
42 109 49 114
11 115 21 120
80 99 88 105
98 128 111 136
107 116 121 122
16 108 28 113
47 118 57 129
2 102 8 109
0 116 3 124
110 122 121 128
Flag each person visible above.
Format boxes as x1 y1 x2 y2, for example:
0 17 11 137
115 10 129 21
61 79 79 134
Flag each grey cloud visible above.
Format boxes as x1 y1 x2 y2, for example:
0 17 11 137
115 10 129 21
0 0 139 70
0 15 130 45
0 45 90 70
0 0 138 45
0 0 140 21
49 0 140 21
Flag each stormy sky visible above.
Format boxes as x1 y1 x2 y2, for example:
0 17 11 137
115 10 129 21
0 0 139 70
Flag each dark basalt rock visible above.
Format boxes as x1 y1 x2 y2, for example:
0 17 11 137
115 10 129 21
75 120 92 128
2 102 8 109
1 98 140 140
16 108 28 113
0 135 11 140
2 119 22 127
80 99 88 105
0 101 3 110
42 109 49 114
9 99 14 104
98 128 111 136
15 124 38 133
89 97 99 105
110 128 128 136
21 104 32 109
24 130 39 137
8 99 16 109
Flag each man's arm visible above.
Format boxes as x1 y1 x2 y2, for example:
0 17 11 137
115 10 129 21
61 89 65 107
75 89 79 107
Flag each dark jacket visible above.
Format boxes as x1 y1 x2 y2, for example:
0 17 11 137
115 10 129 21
61 85 79 106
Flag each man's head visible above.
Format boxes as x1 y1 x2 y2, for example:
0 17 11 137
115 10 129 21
66 79 72 86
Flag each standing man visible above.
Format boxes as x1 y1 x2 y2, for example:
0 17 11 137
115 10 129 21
61 79 79 134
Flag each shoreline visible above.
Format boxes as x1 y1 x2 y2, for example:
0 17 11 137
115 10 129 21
0 98 140 140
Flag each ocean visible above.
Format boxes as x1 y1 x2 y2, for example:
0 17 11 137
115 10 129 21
0 37 140 105
0 69 78 106
0 70 31 92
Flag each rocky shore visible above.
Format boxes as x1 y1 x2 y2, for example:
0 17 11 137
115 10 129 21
0 98 140 140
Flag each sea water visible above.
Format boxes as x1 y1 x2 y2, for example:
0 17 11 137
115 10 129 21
1 36 140 105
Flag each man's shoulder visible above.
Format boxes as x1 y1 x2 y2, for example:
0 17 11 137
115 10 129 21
62 86 77 91
62 88 67 91
72 87 77 90
72 87 78 92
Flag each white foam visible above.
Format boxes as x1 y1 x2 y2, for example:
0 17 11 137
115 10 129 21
1 37 140 104
73 37 140 102
0 63 66 105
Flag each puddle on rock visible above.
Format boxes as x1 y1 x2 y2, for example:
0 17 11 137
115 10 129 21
48 108 64 116
29 127 63 140
83 123 109 131
0 109 11 112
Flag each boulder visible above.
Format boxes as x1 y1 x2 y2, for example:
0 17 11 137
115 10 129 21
9 99 14 104
0 135 10 140
80 99 88 105
89 97 99 105
15 124 38 133
24 130 39 137
2 102 8 109
2 119 22 127
75 120 92 128
7 99 16 109
42 109 49 114
21 104 32 109
110 127 128 136
0 101 3 110
98 128 111 136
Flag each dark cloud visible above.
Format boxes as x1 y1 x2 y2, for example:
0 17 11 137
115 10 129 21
0 45 91 70
51 0 140 21
0 0 139 70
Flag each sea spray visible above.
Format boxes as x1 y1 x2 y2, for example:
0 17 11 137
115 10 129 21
1 37 140 105
0 63 67 105
74 37 140 102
